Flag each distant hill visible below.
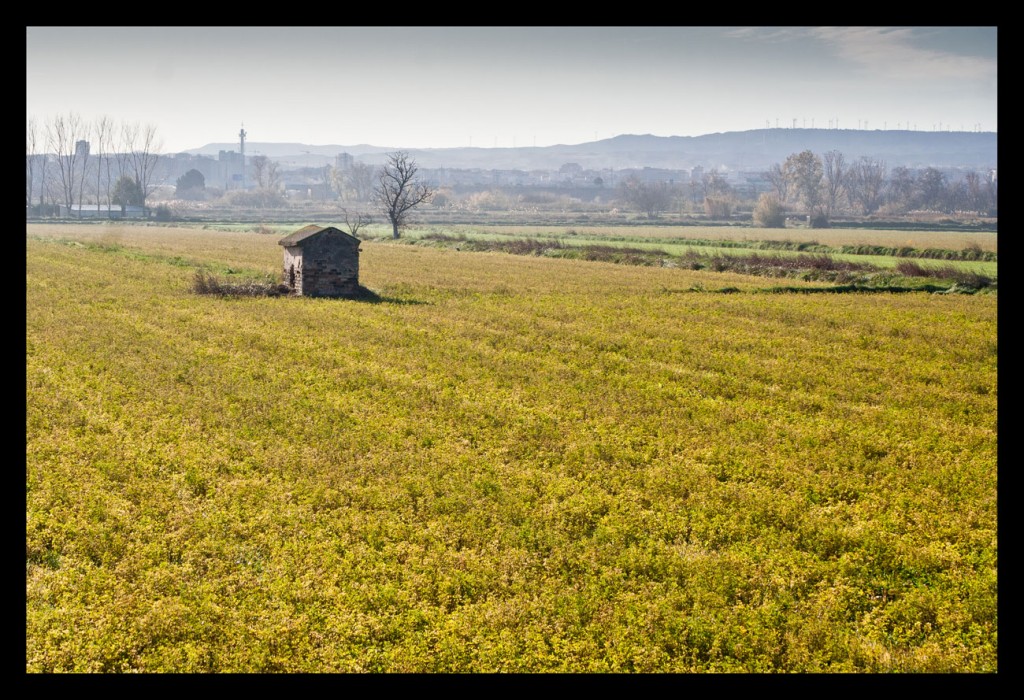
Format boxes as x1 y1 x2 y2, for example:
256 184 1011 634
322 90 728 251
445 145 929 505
184 129 997 172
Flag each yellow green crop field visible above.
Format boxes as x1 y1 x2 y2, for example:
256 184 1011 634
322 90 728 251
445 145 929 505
26 223 996 672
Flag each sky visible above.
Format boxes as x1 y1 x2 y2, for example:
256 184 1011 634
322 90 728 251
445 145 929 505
26 26 998 154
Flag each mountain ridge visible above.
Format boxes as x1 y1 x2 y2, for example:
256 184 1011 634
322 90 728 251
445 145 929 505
183 128 997 172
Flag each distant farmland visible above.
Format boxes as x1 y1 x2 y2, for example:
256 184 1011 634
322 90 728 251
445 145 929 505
27 223 996 672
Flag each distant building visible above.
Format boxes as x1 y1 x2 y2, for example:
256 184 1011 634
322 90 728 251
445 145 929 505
335 152 354 171
58 203 144 218
218 150 245 189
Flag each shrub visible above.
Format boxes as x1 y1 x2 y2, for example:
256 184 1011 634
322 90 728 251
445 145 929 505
894 261 993 289
430 190 451 208
961 242 985 260
704 196 733 219
895 260 930 277
191 270 290 297
752 194 785 228
466 190 516 211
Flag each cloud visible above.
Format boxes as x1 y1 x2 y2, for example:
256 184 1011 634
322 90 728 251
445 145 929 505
811 27 995 81
726 26 996 82
722 27 804 43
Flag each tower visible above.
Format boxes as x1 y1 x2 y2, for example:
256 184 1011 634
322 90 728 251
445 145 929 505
239 125 247 189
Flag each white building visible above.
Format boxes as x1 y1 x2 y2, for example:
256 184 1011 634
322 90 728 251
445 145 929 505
58 204 146 218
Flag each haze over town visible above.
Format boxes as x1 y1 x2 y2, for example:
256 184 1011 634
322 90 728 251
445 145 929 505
26 26 997 155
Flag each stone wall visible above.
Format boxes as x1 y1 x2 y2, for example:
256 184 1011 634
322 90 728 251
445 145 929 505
283 233 359 297
282 247 304 294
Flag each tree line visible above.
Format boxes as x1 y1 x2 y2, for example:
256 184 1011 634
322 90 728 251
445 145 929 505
27 114 162 217
755 149 997 227
616 149 996 226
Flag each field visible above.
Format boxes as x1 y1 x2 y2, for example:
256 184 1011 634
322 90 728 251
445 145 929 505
26 223 997 672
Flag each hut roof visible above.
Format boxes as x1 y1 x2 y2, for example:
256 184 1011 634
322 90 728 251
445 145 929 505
278 225 360 247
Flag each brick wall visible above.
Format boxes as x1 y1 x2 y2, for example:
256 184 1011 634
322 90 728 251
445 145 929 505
282 232 360 297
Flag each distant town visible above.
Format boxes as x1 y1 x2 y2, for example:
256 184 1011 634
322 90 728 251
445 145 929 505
26 123 997 223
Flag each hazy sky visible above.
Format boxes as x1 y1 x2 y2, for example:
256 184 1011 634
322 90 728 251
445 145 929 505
26 26 997 154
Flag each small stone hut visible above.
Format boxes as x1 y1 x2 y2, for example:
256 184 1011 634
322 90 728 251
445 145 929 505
278 225 361 297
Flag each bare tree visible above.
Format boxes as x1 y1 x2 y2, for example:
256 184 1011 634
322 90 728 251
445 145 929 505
250 154 269 211
691 170 732 220
113 122 133 194
248 154 281 210
947 179 969 215
75 132 91 217
27 117 39 213
374 151 434 239
846 157 887 215
822 150 846 218
782 150 825 223
247 156 280 191
30 117 51 215
916 167 947 211
43 164 60 215
687 179 702 207
315 165 333 199
886 166 915 213
617 175 674 218
341 208 372 238
982 172 997 216
102 121 119 216
93 116 114 217
764 162 788 203
699 170 732 200
329 165 345 200
350 162 376 202
333 161 376 202
962 170 996 216
251 155 269 189
122 121 162 213
267 160 281 191
963 171 983 214
46 112 86 215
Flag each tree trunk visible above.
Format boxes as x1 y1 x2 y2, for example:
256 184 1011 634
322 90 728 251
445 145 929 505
392 219 400 239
